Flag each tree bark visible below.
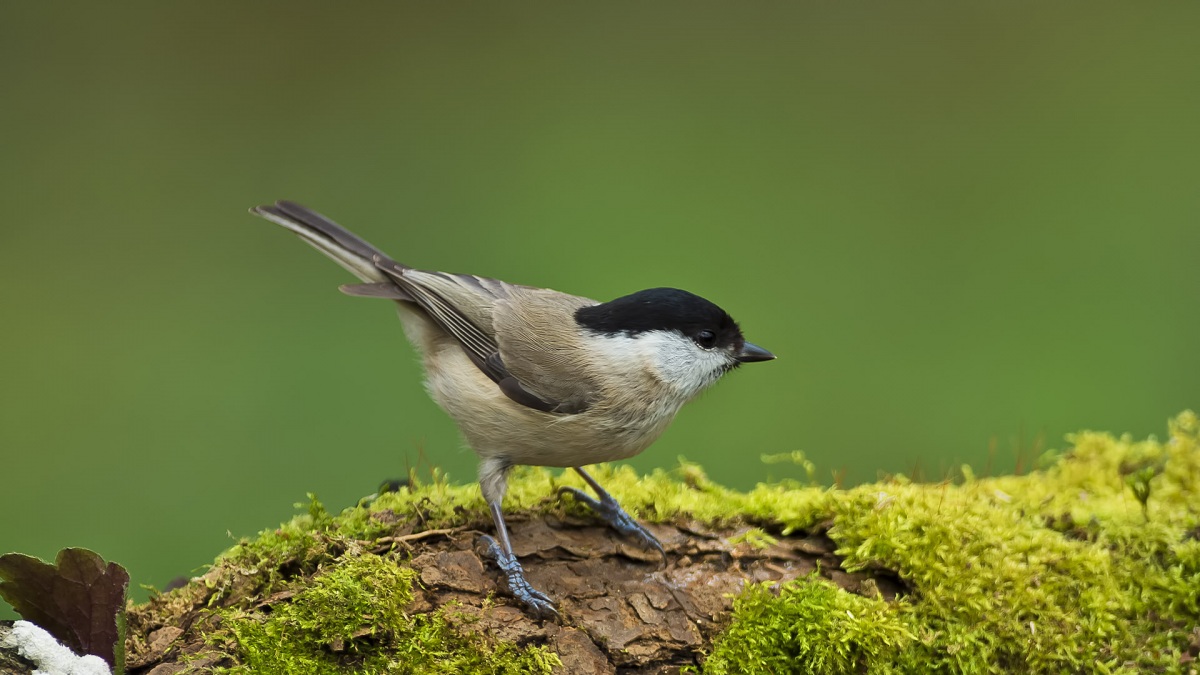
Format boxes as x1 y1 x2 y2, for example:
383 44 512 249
123 514 903 674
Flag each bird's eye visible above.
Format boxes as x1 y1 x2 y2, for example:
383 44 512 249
695 330 717 349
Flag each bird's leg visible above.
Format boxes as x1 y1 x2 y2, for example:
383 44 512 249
559 466 666 562
476 460 558 620
478 501 558 619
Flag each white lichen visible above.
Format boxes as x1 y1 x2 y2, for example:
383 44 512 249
0 621 110 675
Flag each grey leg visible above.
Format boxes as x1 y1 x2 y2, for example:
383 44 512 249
476 458 558 619
560 466 666 562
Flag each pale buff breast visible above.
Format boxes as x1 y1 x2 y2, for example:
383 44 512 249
396 305 685 467
432 344 681 467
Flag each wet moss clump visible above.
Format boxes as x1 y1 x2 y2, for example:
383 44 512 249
695 411 1200 673
697 577 916 674
211 553 558 674
130 411 1199 673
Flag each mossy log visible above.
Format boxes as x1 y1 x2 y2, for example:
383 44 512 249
121 413 1200 674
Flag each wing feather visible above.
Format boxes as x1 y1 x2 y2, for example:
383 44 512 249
375 264 587 412
492 289 599 413
253 201 579 412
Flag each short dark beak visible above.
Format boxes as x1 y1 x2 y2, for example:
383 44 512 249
736 341 776 363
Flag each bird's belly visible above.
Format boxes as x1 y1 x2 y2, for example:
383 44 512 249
469 412 672 467
501 414 669 467
420 342 679 468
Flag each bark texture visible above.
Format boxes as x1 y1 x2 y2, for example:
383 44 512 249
123 514 903 674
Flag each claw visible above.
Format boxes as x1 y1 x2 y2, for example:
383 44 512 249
478 535 560 620
559 486 667 565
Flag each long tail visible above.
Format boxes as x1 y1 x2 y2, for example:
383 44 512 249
250 200 408 284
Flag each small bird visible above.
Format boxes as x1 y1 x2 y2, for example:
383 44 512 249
252 201 775 618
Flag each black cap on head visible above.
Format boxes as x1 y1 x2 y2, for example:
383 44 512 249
575 287 745 351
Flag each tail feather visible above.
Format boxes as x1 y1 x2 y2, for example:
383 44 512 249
251 201 407 284
339 282 413 299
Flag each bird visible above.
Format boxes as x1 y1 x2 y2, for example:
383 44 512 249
251 200 775 618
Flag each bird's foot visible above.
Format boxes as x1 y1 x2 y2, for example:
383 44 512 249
558 486 666 563
478 535 559 620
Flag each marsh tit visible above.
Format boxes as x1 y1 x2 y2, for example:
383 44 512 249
252 201 775 618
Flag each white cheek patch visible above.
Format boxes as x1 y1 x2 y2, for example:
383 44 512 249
591 330 730 399
649 332 730 397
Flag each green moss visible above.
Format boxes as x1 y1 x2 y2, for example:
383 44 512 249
211 553 559 674
696 411 1200 674
207 493 339 604
142 412 1198 673
727 527 780 549
697 577 916 675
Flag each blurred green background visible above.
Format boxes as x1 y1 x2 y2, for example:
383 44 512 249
2 3 1198 615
